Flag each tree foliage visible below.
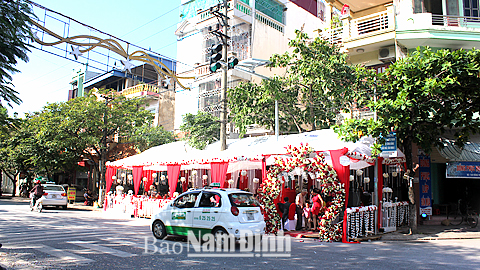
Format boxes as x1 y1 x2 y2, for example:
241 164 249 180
228 30 372 135
0 109 32 196
336 47 480 166
180 111 220 150
130 125 176 152
0 0 33 107
335 47 480 233
26 89 154 179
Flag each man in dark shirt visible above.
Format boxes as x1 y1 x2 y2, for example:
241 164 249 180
278 197 291 230
30 180 44 209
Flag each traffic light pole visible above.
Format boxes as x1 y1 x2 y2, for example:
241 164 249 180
219 0 228 151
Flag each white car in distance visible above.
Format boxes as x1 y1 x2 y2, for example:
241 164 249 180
41 184 68 209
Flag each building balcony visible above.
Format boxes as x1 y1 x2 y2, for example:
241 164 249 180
322 3 480 52
120 83 163 98
196 0 285 33
396 13 480 49
321 4 395 51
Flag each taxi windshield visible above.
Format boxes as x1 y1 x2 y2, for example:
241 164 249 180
229 193 259 207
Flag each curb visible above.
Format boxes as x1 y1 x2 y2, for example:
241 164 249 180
0 196 102 212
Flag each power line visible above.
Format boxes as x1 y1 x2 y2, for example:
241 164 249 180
135 21 179 44
121 5 181 39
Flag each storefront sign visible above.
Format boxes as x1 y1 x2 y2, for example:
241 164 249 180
381 132 397 152
446 161 480 178
67 187 76 201
419 155 432 215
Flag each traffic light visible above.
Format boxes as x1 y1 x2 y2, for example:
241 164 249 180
228 56 238 69
209 44 223 73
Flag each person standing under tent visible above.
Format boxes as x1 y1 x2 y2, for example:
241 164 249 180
278 197 292 230
295 189 307 230
311 188 325 231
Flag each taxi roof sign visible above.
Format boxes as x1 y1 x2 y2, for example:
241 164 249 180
210 183 221 188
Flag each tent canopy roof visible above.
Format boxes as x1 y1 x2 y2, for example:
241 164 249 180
107 129 382 170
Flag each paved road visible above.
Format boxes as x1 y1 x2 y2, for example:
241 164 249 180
1 199 480 270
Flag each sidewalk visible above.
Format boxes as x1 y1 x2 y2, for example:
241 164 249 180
379 224 480 241
0 195 103 212
285 215 480 241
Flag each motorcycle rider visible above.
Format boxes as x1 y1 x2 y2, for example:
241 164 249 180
30 180 44 210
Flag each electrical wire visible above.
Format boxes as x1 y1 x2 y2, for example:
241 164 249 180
121 5 181 39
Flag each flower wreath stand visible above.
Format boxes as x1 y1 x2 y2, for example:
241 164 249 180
258 144 345 241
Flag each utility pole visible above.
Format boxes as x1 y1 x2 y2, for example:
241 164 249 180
219 0 228 151
209 0 231 151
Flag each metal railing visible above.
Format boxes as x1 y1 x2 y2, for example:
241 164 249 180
236 0 251 16
352 11 391 36
322 26 343 45
432 14 480 28
323 10 393 44
255 9 284 33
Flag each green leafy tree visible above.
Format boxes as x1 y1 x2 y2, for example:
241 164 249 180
130 125 176 152
0 110 32 196
27 89 154 193
0 0 33 107
335 47 480 232
25 103 87 180
180 111 220 150
228 30 372 135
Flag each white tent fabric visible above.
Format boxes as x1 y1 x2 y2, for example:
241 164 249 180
107 129 378 170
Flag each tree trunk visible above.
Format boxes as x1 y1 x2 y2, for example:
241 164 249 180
5 172 18 197
11 179 17 197
402 135 418 233
309 85 316 131
0 171 3 196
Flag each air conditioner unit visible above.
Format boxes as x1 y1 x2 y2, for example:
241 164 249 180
378 46 395 62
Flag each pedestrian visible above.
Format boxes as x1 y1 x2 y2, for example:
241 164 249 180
278 197 291 230
295 189 307 230
311 188 325 231
303 202 312 231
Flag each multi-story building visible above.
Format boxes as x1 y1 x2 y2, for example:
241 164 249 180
69 57 177 131
173 0 330 136
321 0 480 218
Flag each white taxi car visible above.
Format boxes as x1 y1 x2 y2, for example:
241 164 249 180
41 184 68 209
151 188 265 240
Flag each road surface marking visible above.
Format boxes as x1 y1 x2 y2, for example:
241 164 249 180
68 241 137 257
2 244 94 264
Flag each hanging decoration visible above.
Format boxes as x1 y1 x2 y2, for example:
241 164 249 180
258 144 345 241
30 20 194 90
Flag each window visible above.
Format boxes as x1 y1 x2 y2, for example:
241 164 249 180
174 192 200 208
229 193 259 207
198 192 222 207
318 1 326 21
44 185 65 192
465 0 480 18
413 0 443 14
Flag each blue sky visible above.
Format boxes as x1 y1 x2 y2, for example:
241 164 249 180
10 0 181 117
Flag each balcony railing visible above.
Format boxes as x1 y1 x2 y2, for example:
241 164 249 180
432 14 480 28
120 83 162 97
352 11 390 36
323 6 395 45
323 26 343 45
